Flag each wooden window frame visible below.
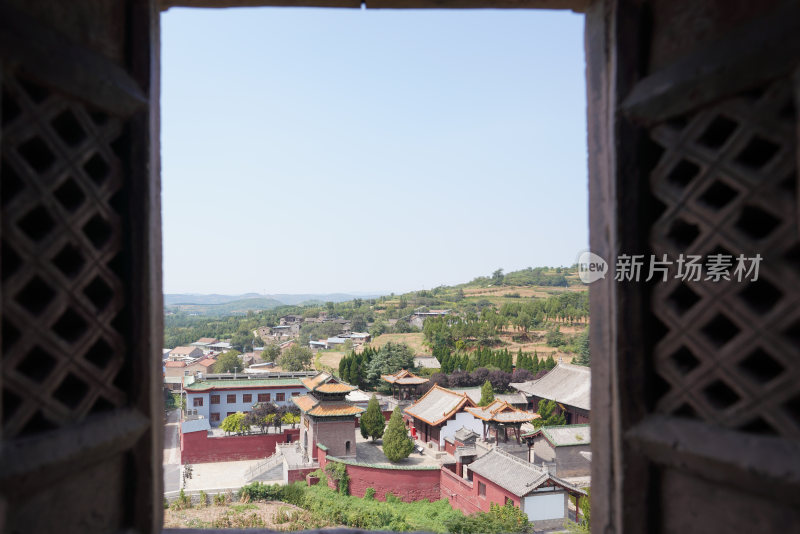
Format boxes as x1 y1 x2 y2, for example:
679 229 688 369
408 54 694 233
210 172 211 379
242 394 252 403
226 394 236 404
275 393 285 402
210 395 220 404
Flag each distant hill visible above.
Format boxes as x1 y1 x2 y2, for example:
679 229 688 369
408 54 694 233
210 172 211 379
164 292 383 315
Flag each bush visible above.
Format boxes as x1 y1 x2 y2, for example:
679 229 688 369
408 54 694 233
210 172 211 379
171 488 192 511
324 462 350 495
364 487 376 500
198 490 208 507
385 492 400 503
214 492 229 506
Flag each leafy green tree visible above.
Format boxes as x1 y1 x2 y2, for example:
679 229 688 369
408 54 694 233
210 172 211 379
533 399 567 428
573 327 590 367
213 350 243 373
565 489 591 533
382 407 414 462
260 344 281 363
278 344 313 371
479 380 495 406
365 342 415 386
491 268 505 286
360 395 385 441
220 412 247 434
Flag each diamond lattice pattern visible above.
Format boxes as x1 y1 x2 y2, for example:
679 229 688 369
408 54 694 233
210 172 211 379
648 79 800 437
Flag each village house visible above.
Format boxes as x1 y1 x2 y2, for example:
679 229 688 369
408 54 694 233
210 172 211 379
403 384 481 450
279 314 304 325
349 332 371 344
183 375 308 425
523 424 591 479
184 357 216 377
441 448 587 530
190 337 218 349
168 345 204 361
510 362 590 424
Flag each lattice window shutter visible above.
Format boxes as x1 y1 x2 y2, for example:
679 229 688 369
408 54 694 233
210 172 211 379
0 3 162 533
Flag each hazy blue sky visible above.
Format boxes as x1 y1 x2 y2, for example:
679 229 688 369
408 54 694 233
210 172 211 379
161 7 587 295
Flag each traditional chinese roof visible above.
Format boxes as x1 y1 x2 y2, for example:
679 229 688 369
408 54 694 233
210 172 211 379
301 372 357 394
510 363 591 411
292 393 365 417
381 369 429 386
403 384 476 426
468 448 587 497
522 424 591 447
465 400 540 424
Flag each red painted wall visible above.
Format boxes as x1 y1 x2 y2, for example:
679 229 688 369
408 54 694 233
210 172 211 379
440 468 481 515
346 464 440 502
181 428 300 464
318 444 439 502
439 467 519 514
287 467 317 483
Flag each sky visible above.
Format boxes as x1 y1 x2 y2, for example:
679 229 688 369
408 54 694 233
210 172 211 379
161 7 587 295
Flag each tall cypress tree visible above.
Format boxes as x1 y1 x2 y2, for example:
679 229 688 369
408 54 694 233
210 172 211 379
383 407 414 462
360 394 385 441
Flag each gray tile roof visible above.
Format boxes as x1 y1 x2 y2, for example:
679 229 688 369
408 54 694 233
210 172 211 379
468 448 586 497
453 427 479 443
403 385 474 426
495 392 528 405
524 424 591 446
510 363 590 411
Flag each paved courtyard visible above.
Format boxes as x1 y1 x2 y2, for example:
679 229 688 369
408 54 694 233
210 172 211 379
182 458 281 492
351 434 451 468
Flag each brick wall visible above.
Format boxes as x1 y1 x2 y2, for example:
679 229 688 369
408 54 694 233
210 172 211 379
345 465 440 502
180 428 299 464
311 419 357 459
440 468 482 514
287 466 317 483
439 467 519 514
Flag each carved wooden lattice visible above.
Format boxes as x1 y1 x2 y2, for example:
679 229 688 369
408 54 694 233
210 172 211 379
649 78 800 437
1 72 128 438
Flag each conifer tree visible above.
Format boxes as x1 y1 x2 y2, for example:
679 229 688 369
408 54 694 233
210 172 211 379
360 394 385 441
532 351 540 373
479 380 495 406
383 407 414 462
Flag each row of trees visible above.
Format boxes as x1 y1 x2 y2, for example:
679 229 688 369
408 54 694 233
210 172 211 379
428 367 536 394
498 291 589 330
220 403 302 434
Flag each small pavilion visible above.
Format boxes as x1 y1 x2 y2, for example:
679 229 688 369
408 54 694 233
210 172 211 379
465 400 540 444
381 369 429 401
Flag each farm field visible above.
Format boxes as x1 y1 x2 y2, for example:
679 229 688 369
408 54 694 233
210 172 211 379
369 333 430 355
315 350 347 372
